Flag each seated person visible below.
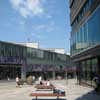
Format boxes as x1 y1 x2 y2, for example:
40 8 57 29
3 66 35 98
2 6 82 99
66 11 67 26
40 81 43 85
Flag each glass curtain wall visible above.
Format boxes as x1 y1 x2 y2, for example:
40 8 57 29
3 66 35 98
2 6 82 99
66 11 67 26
80 58 98 86
71 5 100 55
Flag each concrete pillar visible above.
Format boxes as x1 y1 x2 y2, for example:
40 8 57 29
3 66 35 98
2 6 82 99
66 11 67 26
21 65 26 80
66 71 68 84
52 71 56 80
97 57 100 74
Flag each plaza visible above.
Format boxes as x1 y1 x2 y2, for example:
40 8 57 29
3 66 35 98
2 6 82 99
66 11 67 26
0 0 100 100
0 79 100 100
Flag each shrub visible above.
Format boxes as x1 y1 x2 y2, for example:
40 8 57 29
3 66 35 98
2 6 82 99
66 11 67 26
26 76 33 85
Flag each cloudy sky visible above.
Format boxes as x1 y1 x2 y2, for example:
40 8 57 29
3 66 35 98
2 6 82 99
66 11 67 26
0 0 71 53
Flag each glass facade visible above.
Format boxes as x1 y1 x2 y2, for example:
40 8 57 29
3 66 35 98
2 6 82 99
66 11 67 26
0 41 70 79
70 0 100 86
0 42 26 58
79 58 98 86
71 4 100 55
0 41 69 68
27 47 67 65
72 0 95 30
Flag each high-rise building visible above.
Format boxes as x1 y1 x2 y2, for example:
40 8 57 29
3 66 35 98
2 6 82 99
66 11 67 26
69 0 100 86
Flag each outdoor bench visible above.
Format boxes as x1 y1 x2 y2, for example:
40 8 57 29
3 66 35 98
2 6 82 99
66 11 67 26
30 93 65 100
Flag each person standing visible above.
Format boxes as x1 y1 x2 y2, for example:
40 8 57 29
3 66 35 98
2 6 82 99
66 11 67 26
32 75 35 83
7 76 10 81
16 76 20 87
93 75 100 92
38 76 42 84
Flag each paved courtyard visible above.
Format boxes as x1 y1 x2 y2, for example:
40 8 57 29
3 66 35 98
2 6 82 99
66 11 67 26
0 79 100 100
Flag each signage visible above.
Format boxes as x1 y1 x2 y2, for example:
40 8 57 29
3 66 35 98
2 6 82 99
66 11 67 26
0 57 24 64
26 64 62 72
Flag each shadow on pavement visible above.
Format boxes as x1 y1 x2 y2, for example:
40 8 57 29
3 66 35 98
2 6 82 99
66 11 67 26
32 98 67 100
75 90 100 100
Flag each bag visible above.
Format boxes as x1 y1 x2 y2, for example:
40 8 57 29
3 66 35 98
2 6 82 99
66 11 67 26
53 89 65 95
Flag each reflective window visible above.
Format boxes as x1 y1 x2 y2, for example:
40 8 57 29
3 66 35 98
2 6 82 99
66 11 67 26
71 6 100 55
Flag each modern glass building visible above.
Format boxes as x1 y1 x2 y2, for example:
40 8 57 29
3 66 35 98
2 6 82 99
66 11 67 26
69 0 100 86
0 41 70 80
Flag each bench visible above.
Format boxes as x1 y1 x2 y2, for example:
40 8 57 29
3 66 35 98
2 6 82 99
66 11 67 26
30 93 65 100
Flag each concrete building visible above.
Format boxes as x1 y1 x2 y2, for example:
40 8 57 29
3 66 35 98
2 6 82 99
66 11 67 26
69 0 100 86
15 42 39 48
0 41 70 80
44 48 65 54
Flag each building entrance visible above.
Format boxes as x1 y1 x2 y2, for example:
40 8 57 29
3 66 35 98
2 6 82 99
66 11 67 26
0 65 21 80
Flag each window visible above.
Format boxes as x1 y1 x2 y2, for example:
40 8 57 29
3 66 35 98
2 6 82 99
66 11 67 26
71 5 100 55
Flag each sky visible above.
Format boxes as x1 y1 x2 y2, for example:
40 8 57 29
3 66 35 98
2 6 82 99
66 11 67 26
0 0 71 54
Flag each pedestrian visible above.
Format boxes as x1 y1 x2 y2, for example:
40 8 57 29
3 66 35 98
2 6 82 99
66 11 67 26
93 75 100 93
46 80 50 86
7 76 10 81
32 75 35 83
38 76 42 84
16 76 20 87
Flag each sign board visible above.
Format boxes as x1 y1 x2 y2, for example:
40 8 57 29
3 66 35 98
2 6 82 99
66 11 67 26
0 57 24 64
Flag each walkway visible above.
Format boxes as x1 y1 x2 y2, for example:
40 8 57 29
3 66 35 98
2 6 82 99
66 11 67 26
0 79 100 100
